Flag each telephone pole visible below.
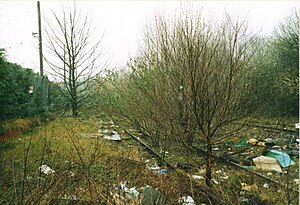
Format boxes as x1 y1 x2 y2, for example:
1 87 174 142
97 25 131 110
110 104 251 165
37 1 43 76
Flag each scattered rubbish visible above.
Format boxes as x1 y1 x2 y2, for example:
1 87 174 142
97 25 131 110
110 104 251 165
295 123 300 129
241 183 258 192
178 195 196 205
148 165 167 174
257 141 265 146
98 129 110 134
120 183 128 192
252 156 282 173
212 178 219 184
142 186 166 205
294 179 299 184
149 165 160 170
155 169 168 174
192 175 205 180
234 139 248 148
39 165 55 175
248 138 258 145
103 131 121 141
128 187 139 197
263 183 269 188
267 172 272 176
213 147 219 151
199 169 206 174
215 170 222 174
79 133 98 138
266 150 295 167
220 175 229 180
120 183 139 197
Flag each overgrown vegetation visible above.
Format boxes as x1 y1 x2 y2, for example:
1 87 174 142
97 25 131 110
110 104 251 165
0 3 298 205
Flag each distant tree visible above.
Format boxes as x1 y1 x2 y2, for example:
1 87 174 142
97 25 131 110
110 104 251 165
0 50 35 120
45 4 103 117
272 10 299 116
250 11 299 116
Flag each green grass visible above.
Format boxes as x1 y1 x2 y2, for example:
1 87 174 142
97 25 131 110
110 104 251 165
0 116 298 204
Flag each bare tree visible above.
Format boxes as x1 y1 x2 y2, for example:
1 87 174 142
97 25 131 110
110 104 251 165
122 9 259 189
45 4 103 117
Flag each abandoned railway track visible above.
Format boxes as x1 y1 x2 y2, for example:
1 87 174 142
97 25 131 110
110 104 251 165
124 129 299 194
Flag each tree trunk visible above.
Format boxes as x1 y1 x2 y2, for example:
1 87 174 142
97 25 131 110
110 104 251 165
71 98 78 117
205 136 213 187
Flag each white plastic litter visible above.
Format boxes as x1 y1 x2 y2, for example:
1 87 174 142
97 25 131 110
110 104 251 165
192 175 205 180
120 183 128 192
103 131 121 141
39 165 55 175
120 183 139 197
220 175 229 180
149 165 160 170
212 178 219 184
179 196 196 205
99 129 110 134
263 183 269 188
128 187 139 197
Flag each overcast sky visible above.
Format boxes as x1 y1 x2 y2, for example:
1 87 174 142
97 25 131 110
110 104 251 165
0 1 298 75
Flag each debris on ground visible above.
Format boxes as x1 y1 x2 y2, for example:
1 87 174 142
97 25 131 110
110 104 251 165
98 129 110 134
120 183 139 197
263 183 269 188
154 169 167 174
103 131 121 141
212 178 219 184
128 187 139 197
266 150 295 167
241 183 258 192
192 175 205 180
148 165 167 174
234 139 248 148
252 156 282 172
39 165 55 175
248 138 258 145
178 195 196 205
142 186 166 205
148 165 160 170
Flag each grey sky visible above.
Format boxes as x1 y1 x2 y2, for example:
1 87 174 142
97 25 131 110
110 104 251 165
0 1 298 75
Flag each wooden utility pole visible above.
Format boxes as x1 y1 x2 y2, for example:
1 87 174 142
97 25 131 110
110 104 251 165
37 1 43 76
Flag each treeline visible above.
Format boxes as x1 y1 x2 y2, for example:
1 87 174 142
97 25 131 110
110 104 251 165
0 49 64 122
91 10 299 119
